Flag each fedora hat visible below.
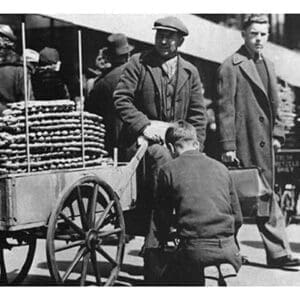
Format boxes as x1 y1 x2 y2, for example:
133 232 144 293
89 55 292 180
0 24 17 41
107 33 134 56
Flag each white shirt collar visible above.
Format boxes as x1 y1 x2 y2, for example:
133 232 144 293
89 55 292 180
162 56 178 79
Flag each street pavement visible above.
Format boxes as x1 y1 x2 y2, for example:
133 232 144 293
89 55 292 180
6 221 300 286
233 220 300 286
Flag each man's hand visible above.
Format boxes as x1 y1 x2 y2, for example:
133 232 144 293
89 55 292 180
143 124 162 143
273 138 282 152
221 151 238 163
143 121 171 144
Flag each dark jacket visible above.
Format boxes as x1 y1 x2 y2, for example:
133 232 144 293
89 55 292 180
0 49 34 113
31 68 69 100
113 49 207 153
215 46 285 216
86 64 125 155
154 150 242 244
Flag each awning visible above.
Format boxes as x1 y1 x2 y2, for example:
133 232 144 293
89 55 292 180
44 13 300 87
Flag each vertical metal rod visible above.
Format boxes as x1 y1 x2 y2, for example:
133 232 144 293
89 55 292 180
22 21 31 173
113 147 118 167
78 29 85 168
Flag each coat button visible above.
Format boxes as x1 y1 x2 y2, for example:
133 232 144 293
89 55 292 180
259 116 264 122
260 141 265 147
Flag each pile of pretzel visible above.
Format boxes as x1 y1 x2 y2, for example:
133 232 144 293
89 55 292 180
0 100 108 174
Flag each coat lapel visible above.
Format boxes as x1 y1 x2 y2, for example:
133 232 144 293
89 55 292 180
143 51 163 101
175 56 189 97
145 64 163 100
145 65 164 119
264 57 279 103
264 56 280 121
142 50 164 118
233 47 268 99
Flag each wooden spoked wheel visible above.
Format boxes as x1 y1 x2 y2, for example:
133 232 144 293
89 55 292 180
46 176 125 286
0 232 36 285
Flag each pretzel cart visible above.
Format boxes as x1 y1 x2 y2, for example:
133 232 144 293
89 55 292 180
0 24 148 286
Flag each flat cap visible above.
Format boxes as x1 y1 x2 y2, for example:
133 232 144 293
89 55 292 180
153 16 189 36
39 47 60 65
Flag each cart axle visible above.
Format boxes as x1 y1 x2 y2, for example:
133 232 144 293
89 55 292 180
86 229 101 250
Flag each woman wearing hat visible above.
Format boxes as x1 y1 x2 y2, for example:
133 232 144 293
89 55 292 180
0 24 34 114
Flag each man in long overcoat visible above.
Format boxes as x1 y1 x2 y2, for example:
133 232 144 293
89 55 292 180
113 16 207 281
215 14 300 267
86 33 134 157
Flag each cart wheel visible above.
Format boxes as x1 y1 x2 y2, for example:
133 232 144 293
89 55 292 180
46 176 125 286
0 232 36 285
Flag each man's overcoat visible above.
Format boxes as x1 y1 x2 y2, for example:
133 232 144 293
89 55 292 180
86 64 126 156
114 49 207 154
215 45 285 216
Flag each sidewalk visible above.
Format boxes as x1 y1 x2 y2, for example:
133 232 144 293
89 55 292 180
19 221 300 286
234 221 300 286
119 222 300 286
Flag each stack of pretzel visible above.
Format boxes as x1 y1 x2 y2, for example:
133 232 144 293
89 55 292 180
0 100 109 174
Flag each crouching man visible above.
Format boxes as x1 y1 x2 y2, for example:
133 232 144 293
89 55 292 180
147 120 243 285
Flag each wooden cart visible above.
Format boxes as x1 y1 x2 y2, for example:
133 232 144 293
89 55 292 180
0 20 150 286
0 137 148 286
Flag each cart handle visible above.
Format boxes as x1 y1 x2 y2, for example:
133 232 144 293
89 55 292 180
126 136 148 172
114 136 148 198
137 136 148 156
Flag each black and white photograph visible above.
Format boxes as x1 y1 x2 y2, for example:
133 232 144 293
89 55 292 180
0 0 300 292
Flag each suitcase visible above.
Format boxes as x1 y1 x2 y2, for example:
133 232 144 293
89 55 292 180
229 167 272 217
229 167 272 198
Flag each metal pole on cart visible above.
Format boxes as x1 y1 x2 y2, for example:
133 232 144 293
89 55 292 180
21 19 31 173
78 29 86 168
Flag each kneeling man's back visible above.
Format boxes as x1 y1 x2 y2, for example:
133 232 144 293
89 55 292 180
151 120 242 285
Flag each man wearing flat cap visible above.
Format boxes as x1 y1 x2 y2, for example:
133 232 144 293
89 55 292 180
86 33 134 156
113 16 207 282
0 24 34 114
